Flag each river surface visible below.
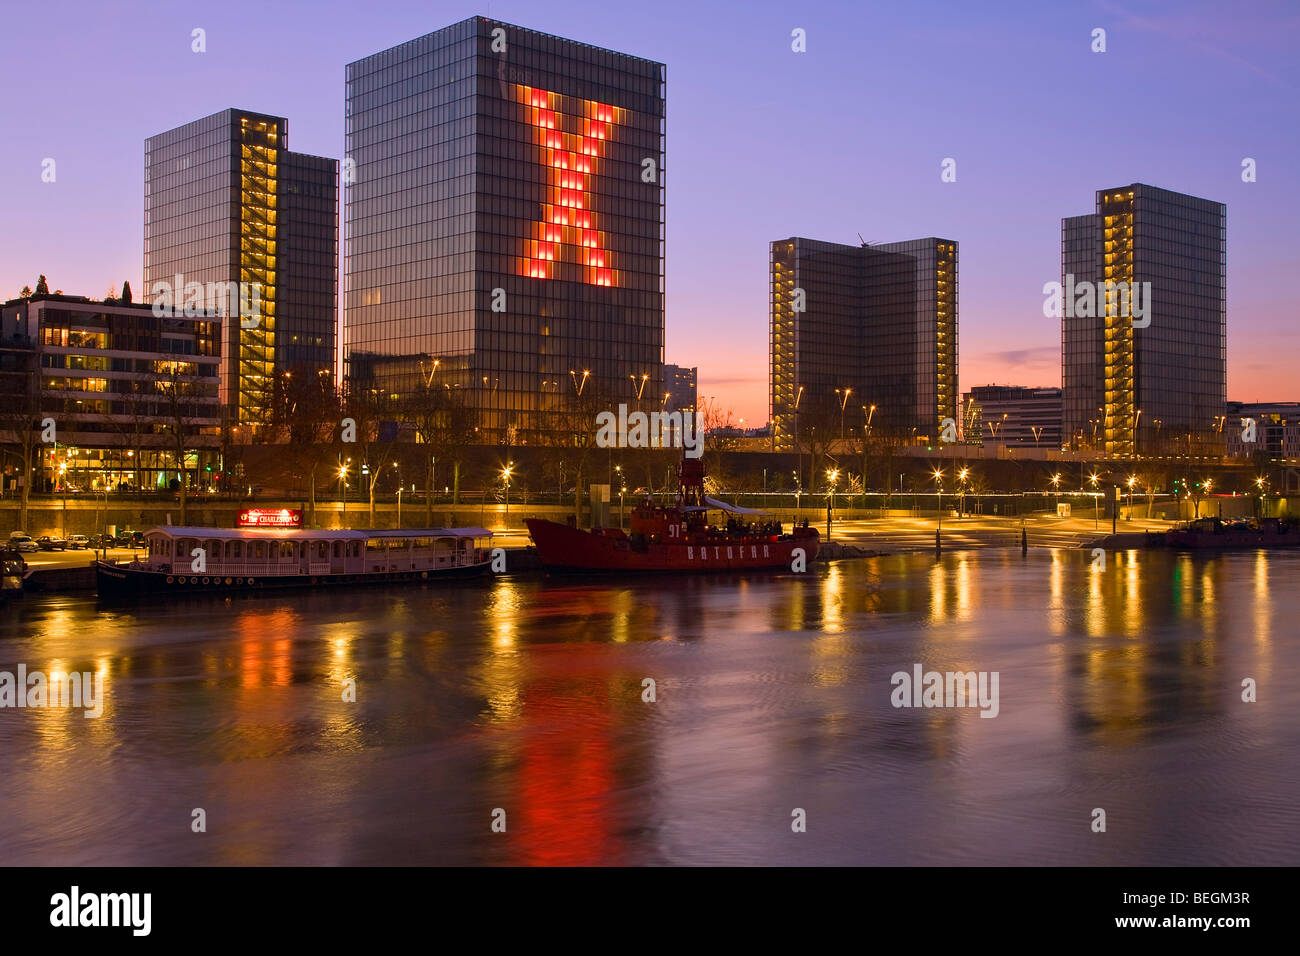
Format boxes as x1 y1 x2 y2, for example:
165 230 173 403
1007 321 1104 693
1 549 1297 865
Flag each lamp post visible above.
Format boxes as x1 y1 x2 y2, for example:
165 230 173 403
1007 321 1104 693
932 467 944 554
1089 472 1100 529
793 384 805 487
835 387 851 443
338 460 350 519
614 465 622 528
502 462 514 517
825 468 838 541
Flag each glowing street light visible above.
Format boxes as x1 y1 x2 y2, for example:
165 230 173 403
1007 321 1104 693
502 462 515 515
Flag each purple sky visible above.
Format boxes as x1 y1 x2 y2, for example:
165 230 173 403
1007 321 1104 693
2 0 1296 424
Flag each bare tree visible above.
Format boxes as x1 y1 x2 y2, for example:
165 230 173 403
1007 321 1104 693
795 396 840 495
697 394 739 484
271 367 341 525
156 360 207 525
0 355 42 529
399 375 477 526
544 377 605 526
343 381 402 527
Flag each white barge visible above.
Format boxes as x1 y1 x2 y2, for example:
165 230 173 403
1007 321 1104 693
95 525 494 597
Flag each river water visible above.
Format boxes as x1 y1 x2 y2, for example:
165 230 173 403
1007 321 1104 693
1 548 1297 865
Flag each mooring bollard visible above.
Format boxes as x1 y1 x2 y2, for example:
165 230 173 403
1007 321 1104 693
1021 526 1028 555
935 529 941 556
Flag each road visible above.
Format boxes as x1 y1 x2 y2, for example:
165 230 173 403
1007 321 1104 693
17 546 145 569
823 514 1171 551
16 515 1174 568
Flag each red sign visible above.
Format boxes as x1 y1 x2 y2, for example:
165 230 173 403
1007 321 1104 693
237 508 302 528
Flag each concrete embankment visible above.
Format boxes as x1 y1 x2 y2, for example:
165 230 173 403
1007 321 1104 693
1087 531 1168 550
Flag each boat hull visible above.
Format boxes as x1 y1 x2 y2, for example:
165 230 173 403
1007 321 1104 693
96 559 490 598
525 518 819 573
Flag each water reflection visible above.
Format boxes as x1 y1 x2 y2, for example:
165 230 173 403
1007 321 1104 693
0 550 1297 865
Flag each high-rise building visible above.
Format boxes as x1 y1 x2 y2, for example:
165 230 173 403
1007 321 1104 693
770 237 957 450
962 385 1062 448
664 363 696 413
343 16 666 445
144 109 339 430
1061 184 1225 456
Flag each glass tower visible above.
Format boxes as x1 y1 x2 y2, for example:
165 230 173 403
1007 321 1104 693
144 109 339 430
344 16 666 445
1061 184 1226 456
770 237 958 450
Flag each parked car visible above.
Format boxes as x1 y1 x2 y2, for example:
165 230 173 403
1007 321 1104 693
94 533 116 549
7 534 38 553
36 535 67 551
127 531 147 549
66 534 91 550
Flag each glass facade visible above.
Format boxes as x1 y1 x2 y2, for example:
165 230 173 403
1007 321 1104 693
963 385 1062 447
344 16 666 444
770 237 958 450
0 296 220 491
144 109 338 429
1061 184 1226 456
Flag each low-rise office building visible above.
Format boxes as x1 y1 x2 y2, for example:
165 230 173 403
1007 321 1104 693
0 294 221 494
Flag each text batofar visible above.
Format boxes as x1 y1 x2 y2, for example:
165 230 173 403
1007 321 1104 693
237 508 303 528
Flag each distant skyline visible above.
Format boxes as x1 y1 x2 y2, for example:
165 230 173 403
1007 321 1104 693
2 0 1297 422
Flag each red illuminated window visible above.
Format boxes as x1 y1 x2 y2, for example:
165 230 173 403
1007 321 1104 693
516 85 620 287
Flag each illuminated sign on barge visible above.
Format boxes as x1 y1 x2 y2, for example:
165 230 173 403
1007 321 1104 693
237 509 303 529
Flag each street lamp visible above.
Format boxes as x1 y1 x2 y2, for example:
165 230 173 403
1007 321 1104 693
1089 472 1100 529
569 369 590 397
502 462 514 516
932 467 944 533
958 466 969 517
614 465 623 528
825 467 839 540
337 461 350 517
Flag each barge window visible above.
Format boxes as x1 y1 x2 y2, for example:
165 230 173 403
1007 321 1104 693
280 541 295 558
253 541 265 560
333 541 341 558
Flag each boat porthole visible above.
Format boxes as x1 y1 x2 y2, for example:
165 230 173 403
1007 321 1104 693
248 578 255 585
202 577 210 585
178 576 186 584
166 576 174 584
421 572 428 579
225 578 232 585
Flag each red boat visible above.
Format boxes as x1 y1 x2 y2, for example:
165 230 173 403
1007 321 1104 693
526 458 819 573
